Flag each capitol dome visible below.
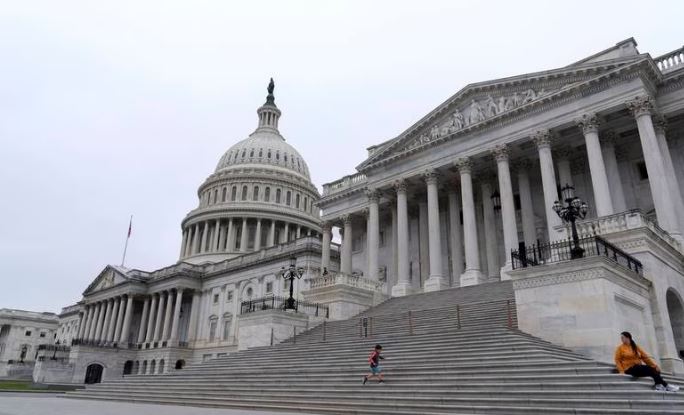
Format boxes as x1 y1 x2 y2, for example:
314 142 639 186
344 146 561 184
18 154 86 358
178 79 321 264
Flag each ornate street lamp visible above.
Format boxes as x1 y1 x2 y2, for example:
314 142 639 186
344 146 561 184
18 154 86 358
552 184 588 259
277 256 305 310
491 190 501 211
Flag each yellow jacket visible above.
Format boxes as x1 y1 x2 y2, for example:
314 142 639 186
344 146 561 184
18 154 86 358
614 343 659 374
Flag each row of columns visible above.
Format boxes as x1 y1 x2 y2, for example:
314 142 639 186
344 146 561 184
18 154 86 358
180 218 315 259
137 289 190 345
77 295 134 344
321 95 684 295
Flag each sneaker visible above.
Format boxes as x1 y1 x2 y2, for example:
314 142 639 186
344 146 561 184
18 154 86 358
378 379 384 384
362 376 367 385
655 384 666 392
667 384 680 392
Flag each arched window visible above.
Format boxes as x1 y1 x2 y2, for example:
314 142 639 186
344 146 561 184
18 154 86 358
267 150 271 159
209 317 218 341
276 189 281 203
258 149 263 158
231 186 237 201
241 149 246 158
265 187 270 202
276 151 280 160
286 191 291 206
295 194 300 209
150 360 156 374
158 359 165 374
284 153 288 163
304 197 308 211
241 186 248 201
213 189 218 204
222 187 227 202
253 186 259 201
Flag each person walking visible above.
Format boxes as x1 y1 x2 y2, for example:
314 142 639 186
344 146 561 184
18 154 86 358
615 331 679 392
363 344 385 384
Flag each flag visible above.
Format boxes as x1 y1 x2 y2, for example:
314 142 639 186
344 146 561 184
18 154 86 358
127 216 132 238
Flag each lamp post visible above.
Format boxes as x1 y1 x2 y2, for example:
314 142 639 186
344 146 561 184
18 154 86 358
278 256 305 310
552 184 588 259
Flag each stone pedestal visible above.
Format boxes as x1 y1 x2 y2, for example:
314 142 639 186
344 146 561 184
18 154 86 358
423 277 448 292
237 310 310 351
303 273 382 320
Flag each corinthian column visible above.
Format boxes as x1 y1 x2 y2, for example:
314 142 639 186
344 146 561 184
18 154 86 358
423 170 446 291
492 144 519 276
153 292 166 342
179 229 188 259
254 219 262 251
240 219 249 252
145 294 157 343
340 215 353 275
137 296 150 343
577 113 614 217
170 289 184 342
456 158 484 286
627 96 681 240
366 189 380 281
191 224 200 255
534 130 563 242
514 160 536 247
321 222 332 272
447 188 464 285
601 132 627 213
212 219 220 252
392 180 412 296
480 179 499 279
655 116 684 235
161 291 174 341
119 295 134 344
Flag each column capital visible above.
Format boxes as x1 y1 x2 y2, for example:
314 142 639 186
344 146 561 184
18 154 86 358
654 114 668 135
423 169 440 185
364 187 381 202
340 214 353 226
491 144 510 163
601 131 619 146
532 129 553 149
576 112 600 135
627 95 655 118
360 207 369 218
393 179 408 194
455 157 473 174
321 221 332 232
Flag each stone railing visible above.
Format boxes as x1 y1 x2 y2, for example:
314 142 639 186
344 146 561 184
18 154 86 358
307 272 383 292
322 172 367 197
655 46 684 73
554 209 682 252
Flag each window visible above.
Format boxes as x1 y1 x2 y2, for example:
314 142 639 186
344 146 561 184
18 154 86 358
266 282 273 294
265 187 270 202
213 189 218 204
286 191 291 206
222 187 227 202
242 186 248 201
258 149 263 158
246 287 253 298
284 154 288 163
39 332 46 338
209 320 217 341
249 149 254 157
231 186 237 201
253 186 259 201
213 294 219 304
267 150 271 159
637 161 649 180
276 189 281 203
241 149 246 158
304 197 308 211
379 230 386 247
222 320 231 340
25 330 31 337
295 194 300 209
352 234 363 252
226 291 233 302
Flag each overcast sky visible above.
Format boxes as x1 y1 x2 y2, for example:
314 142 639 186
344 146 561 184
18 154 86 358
1 0 682 313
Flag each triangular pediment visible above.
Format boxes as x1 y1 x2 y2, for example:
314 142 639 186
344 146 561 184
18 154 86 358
83 265 129 295
357 55 648 170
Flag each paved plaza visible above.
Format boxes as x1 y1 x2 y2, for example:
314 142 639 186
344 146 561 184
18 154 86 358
0 394 305 415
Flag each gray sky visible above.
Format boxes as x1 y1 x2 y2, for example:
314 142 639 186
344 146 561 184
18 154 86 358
1 0 682 313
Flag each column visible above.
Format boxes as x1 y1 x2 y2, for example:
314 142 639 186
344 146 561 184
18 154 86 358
493 144 520 276
119 295 134 344
296 225 301 239
601 132 627 213
187 290 201 342
226 219 235 251
456 158 484 286
390 204 399 289
481 179 499 280
240 218 249 252
77 307 88 339
268 220 276 247
418 201 429 286
628 96 681 239
655 116 684 234
321 222 332 272
534 130 563 242
191 223 200 255
145 294 158 343
217 222 226 251
179 229 188 259
366 189 380 281
392 180 412 296
161 291 174 341
153 292 166 342
555 150 573 190
85 305 97 340
340 215 353 275
424 170 446 291
136 296 150 343
254 219 262 250
170 289 185 342
212 219 220 252
107 297 120 342
202 221 211 253
93 301 105 342
113 296 125 342
447 188 464 286
99 299 113 342
577 113 614 217
515 160 537 247
283 223 290 243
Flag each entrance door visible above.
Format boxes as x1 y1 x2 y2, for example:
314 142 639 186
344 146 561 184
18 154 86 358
84 363 104 384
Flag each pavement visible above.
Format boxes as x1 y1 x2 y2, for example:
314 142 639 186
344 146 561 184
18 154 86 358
0 393 307 415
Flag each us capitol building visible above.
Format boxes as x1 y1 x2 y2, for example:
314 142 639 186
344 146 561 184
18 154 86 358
3 38 684 384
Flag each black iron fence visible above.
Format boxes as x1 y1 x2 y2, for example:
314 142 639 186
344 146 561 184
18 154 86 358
70 338 136 349
511 235 643 276
240 295 329 318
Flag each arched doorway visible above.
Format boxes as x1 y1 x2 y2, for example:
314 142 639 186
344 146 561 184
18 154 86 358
123 360 133 375
84 363 104 384
175 359 185 370
666 289 684 357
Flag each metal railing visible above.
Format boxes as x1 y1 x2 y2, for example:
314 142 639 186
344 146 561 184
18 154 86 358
240 295 329 318
511 235 643 276
70 338 136 349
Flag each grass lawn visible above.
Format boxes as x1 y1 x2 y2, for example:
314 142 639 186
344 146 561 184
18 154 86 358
0 380 81 392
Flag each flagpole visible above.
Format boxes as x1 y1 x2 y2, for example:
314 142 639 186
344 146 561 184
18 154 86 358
121 215 133 267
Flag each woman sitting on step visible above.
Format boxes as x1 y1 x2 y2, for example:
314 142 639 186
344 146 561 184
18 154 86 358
615 331 679 392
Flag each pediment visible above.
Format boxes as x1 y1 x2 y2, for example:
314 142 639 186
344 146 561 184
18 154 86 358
83 266 129 295
358 56 646 170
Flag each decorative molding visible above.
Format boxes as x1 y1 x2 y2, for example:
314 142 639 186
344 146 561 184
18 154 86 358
341 214 353 226
626 95 655 118
533 129 552 149
576 112 600 135
455 157 473 174
393 179 408 194
364 187 381 202
491 144 510 163
423 169 440 185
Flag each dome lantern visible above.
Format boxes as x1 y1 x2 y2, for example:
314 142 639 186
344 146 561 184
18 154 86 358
256 78 282 133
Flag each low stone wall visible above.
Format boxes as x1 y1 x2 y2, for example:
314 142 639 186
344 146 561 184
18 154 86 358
32 359 74 384
237 310 310 350
0 362 35 379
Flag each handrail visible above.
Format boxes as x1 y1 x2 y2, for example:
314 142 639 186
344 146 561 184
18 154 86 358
240 295 329 318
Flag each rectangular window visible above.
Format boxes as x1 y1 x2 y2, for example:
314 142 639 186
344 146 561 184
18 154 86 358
213 294 219 304
209 321 217 341
226 291 233 302
266 282 273 294
223 321 231 340
39 332 46 338
25 330 31 337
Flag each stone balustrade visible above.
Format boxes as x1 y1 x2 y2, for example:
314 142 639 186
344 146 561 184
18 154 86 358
307 271 383 292
322 172 367 196
656 46 684 73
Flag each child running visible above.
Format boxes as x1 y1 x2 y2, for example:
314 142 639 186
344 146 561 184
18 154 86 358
363 344 385 384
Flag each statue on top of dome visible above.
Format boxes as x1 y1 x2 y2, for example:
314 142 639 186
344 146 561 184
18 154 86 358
265 78 276 106
268 78 275 95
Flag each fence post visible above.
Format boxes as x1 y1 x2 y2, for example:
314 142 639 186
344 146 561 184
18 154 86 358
270 327 274 346
408 310 414 335
456 305 461 329
507 300 513 329
293 326 296 344
323 320 326 342
359 318 362 337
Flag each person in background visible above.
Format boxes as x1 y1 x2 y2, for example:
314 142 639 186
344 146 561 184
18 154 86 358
615 331 679 392
363 344 385 385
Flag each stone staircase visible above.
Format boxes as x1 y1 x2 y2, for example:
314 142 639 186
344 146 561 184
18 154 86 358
65 281 684 414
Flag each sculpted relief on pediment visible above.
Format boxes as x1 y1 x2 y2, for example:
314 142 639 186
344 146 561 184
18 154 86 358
404 86 557 151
